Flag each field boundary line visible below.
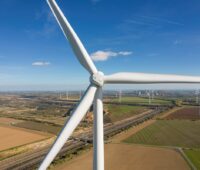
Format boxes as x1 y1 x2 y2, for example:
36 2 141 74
177 148 197 170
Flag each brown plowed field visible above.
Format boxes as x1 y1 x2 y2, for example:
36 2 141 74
0 125 49 151
54 144 190 170
166 107 200 120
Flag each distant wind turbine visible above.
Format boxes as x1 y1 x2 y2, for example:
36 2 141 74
151 90 154 100
39 0 200 169
66 91 68 100
195 89 199 104
147 91 151 104
79 90 82 99
119 90 122 103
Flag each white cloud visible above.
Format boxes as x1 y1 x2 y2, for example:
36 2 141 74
32 61 50 66
118 51 132 55
90 50 132 61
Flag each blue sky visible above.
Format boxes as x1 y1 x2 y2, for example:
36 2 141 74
0 0 200 90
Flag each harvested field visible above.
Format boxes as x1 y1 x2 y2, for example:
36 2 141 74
53 143 189 170
14 121 62 135
124 120 200 148
111 120 156 143
0 107 35 115
112 107 178 143
158 107 181 119
105 105 147 122
0 117 23 125
111 97 172 105
166 107 200 120
0 125 49 151
0 137 55 161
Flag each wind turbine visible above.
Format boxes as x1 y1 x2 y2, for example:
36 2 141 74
66 91 68 100
195 89 199 104
151 90 154 100
39 0 200 169
195 90 200 117
146 91 151 104
119 89 122 103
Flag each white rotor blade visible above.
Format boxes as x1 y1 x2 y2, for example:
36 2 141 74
39 85 97 170
104 72 200 84
47 0 97 74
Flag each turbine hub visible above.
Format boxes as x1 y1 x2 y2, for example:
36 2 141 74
90 71 104 87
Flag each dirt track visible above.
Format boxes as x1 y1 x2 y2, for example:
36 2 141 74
54 143 190 170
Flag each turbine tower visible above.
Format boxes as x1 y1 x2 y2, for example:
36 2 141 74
147 91 151 104
195 89 199 104
119 89 122 103
66 91 68 100
151 90 154 100
39 0 200 169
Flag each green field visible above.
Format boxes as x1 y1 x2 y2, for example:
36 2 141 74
105 105 147 122
14 121 62 135
111 97 172 105
184 149 200 169
124 120 200 148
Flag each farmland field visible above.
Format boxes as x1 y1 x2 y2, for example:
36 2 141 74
111 97 172 105
14 121 62 135
105 105 147 122
0 125 49 151
166 107 200 120
124 120 200 148
0 117 23 125
54 143 189 170
184 149 200 169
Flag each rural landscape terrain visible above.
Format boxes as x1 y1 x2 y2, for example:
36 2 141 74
0 90 199 170
1 0 200 169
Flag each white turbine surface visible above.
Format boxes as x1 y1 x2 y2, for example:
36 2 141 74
47 0 97 74
39 85 97 170
104 72 200 84
39 0 200 169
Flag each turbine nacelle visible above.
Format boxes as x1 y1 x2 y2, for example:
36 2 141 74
90 71 104 87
